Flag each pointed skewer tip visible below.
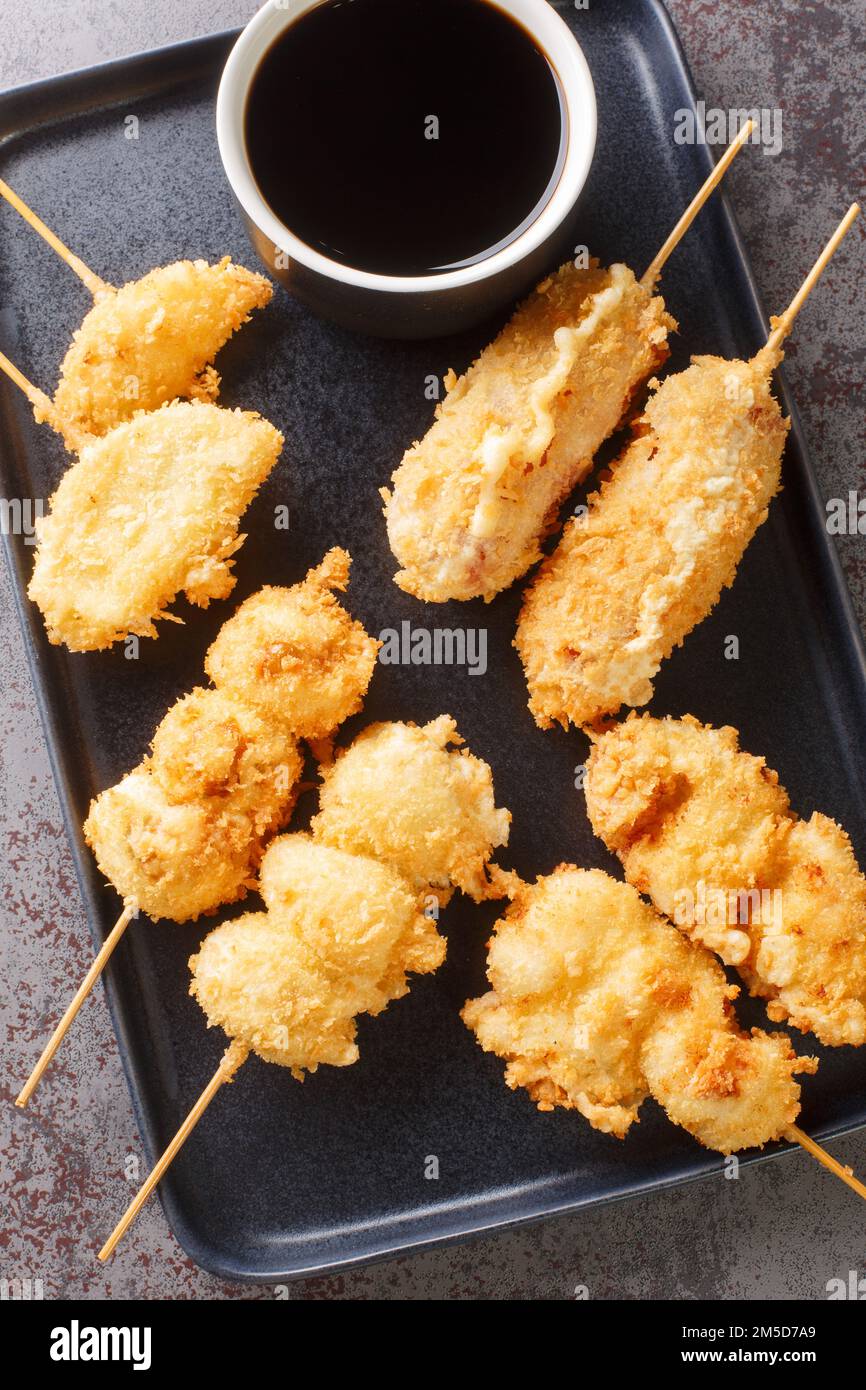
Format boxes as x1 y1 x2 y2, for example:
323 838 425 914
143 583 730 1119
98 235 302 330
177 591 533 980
640 118 755 289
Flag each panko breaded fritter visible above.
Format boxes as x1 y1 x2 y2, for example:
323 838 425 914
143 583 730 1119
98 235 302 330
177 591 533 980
190 835 445 1076
205 548 379 740
516 348 788 728
84 689 302 922
383 260 673 602
41 257 273 446
28 399 283 651
462 867 815 1153
312 715 511 901
83 550 377 922
585 713 866 1047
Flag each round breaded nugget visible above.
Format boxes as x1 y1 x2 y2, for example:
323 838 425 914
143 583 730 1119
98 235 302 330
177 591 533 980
384 260 673 602
84 691 301 922
205 548 379 739
190 835 445 1074
642 1021 808 1155
84 769 262 922
463 866 814 1153
312 716 511 901
149 686 302 834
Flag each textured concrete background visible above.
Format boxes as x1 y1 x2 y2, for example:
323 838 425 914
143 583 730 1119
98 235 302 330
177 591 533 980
1 0 864 1300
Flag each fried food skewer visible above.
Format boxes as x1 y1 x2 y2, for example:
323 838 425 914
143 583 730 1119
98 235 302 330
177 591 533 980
382 124 754 604
15 905 136 1109
311 716 512 902
97 841 440 1262
30 400 284 650
0 345 285 650
15 551 379 1107
462 866 866 1200
516 203 860 729
99 718 513 1258
585 712 866 1048
0 178 273 444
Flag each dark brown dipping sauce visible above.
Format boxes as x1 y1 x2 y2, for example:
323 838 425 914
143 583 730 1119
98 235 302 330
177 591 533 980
244 0 566 276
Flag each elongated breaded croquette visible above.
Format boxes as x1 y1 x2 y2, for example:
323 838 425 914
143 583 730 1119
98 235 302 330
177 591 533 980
190 835 445 1075
205 548 380 740
84 551 377 922
28 400 283 651
516 347 788 728
84 691 302 922
585 714 866 1047
382 260 674 602
312 716 511 901
38 257 272 446
462 867 815 1153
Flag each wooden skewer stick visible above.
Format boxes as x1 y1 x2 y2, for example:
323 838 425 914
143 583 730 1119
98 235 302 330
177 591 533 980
765 202 860 353
98 1040 249 1262
15 903 136 1108
0 347 56 420
640 118 755 289
0 177 112 299
96 1046 866 1263
0 345 88 450
788 1125 866 1202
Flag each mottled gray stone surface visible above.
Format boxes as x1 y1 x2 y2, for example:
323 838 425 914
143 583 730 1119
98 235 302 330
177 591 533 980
1 0 864 1300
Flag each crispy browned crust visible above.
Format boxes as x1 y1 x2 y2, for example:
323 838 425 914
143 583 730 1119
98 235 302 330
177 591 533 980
586 713 866 1047
516 348 789 728
384 259 674 602
462 866 813 1153
189 835 445 1075
84 552 378 922
49 257 273 442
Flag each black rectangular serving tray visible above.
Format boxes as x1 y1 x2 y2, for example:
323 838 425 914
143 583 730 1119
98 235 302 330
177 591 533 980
2 0 865 1282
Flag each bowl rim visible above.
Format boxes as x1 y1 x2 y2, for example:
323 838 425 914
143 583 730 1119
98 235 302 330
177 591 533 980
216 0 597 296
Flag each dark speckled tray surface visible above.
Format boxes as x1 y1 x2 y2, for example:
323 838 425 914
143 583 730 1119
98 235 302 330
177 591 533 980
2 1 865 1281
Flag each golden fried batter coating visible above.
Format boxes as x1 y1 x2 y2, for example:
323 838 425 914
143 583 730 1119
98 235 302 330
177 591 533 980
462 867 814 1153
83 550 379 923
42 257 272 445
84 689 301 922
383 260 673 602
190 835 445 1075
516 348 789 728
205 548 379 739
28 400 283 651
312 716 511 901
586 714 791 954
641 1021 812 1157
586 713 866 1047
149 688 301 827
84 772 262 924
